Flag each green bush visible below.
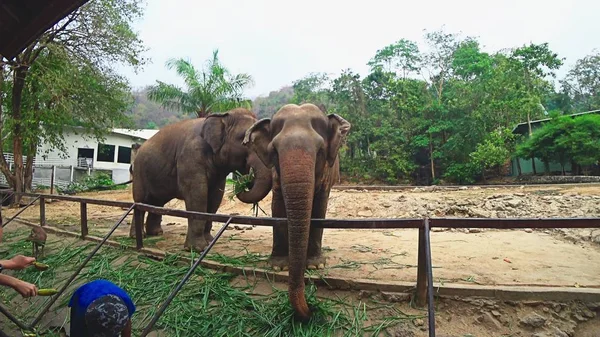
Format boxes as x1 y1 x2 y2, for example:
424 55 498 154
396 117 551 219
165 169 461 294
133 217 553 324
58 172 123 195
443 162 479 185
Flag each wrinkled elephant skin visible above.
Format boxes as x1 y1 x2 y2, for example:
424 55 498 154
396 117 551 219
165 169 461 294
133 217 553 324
129 108 272 252
243 103 351 322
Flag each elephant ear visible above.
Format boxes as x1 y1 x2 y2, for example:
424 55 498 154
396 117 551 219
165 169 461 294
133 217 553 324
201 113 228 154
243 118 274 168
326 114 351 167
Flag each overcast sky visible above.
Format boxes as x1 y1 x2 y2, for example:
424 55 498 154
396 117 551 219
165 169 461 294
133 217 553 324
117 0 600 98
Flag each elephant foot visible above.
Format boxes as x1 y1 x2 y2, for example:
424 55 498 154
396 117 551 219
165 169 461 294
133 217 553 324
204 232 214 244
306 256 326 270
183 237 209 253
145 226 163 236
128 227 146 239
269 256 289 272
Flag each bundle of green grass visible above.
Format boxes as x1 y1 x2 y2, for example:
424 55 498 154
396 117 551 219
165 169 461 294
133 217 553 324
229 170 266 216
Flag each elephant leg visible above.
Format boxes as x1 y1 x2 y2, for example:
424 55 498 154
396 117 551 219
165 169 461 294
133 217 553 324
145 212 164 236
270 187 289 271
306 190 328 270
145 197 167 236
182 175 209 253
204 179 226 243
129 209 146 239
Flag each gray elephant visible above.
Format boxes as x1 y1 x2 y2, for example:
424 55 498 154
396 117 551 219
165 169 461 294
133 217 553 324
243 103 351 321
129 108 272 252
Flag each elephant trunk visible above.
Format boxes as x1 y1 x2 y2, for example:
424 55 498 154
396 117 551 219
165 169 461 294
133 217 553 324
279 148 315 322
236 152 273 204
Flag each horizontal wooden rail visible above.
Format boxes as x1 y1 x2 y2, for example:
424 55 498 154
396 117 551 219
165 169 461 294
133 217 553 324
20 192 132 208
7 192 600 230
429 217 600 229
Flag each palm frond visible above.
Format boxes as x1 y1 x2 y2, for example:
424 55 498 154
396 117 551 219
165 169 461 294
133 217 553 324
165 58 201 90
147 81 196 113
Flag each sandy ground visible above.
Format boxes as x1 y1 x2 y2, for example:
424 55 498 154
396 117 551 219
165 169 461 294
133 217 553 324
4 183 600 289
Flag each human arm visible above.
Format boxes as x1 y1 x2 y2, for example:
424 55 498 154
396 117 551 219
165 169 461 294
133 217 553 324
121 319 132 337
0 255 36 270
0 274 38 297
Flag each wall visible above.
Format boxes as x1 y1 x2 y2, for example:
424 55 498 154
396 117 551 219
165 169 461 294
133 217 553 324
512 157 572 176
36 127 143 183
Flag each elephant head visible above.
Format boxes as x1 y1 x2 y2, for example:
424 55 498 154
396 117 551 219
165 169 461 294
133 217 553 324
243 104 351 321
200 108 272 203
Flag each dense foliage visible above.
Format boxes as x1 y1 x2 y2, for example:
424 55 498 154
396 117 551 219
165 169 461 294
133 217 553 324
0 0 146 195
129 29 599 185
255 30 598 185
516 114 600 175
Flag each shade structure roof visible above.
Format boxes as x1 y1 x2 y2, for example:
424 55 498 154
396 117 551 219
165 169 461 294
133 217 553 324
0 0 89 60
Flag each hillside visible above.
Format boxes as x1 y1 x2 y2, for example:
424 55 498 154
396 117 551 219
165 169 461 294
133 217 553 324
126 86 296 129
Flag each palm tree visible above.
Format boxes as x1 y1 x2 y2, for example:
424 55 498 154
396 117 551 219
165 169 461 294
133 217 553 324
147 49 254 118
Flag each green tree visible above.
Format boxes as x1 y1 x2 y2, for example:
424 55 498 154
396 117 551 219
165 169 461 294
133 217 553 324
367 39 421 79
291 72 331 106
469 128 516 181
0 0 145 198
561 51 600 111
147 50 254 118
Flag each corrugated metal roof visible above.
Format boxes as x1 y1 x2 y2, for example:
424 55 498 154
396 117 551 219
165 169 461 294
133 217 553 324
111 128 159 140
0 0 90 60
512 109 600 135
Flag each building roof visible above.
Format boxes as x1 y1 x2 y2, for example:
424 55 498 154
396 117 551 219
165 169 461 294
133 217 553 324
0 0 89 60
111 128 159 140
512 109 600 135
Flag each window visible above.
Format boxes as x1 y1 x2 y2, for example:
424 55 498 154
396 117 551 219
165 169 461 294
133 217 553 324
97 144 115 162
77 148 94 168
117 146 132 164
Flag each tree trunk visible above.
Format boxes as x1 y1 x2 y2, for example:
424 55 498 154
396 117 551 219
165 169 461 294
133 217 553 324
11 66 29 204
516 158 522 176
0 61 16 188
24 142 36 191
531 155 537 175
429 133 435 181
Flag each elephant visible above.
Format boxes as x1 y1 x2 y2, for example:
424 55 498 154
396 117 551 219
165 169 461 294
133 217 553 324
243 103 351 321
129 108 272 252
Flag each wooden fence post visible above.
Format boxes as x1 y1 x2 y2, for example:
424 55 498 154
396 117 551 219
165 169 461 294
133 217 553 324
80 202 88 238
40 197 46 226
134 207 144 250
50 165 56 195
416 223 428 307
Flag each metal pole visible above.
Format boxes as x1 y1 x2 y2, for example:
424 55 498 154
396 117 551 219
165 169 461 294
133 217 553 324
28 205 135 328
0 302 30 331
2 195 40 228
423 218 436 337
70 165 74 183
140 217 233 337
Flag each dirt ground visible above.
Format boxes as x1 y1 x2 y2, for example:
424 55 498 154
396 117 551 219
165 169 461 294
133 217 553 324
6 183 600 289
0 223 600 337
1 222 599 337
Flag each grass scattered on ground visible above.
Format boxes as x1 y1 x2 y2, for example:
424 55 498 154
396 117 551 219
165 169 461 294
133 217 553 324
1 227 421 336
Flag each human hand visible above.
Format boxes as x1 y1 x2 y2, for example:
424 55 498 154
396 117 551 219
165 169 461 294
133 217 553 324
12 279 38 298
6 255 36 270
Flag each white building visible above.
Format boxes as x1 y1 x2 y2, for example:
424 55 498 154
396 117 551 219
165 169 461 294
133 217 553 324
34 126 159 185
